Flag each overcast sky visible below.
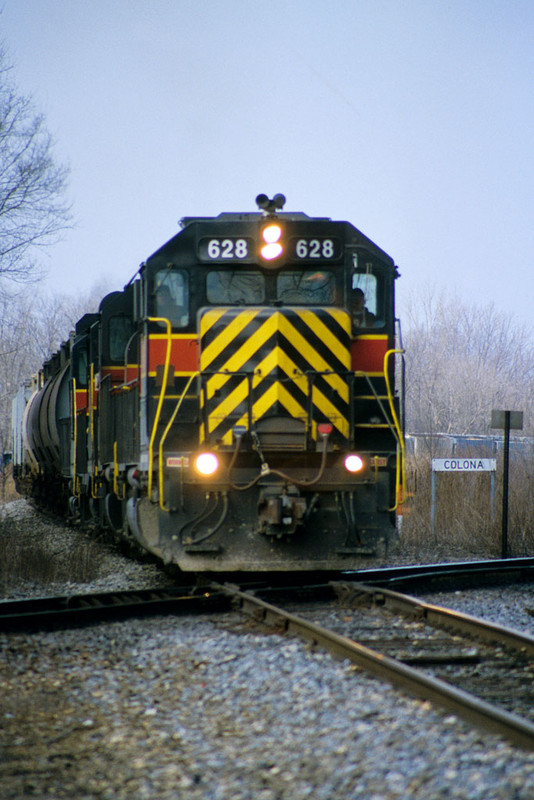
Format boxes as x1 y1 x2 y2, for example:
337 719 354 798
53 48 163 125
2 0 533 325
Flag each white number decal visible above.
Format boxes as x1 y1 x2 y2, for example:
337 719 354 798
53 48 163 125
322 239 334 258
207 239 221 258
235 239 248 258
295 239 335 259
309 239 321 257
221 239 233 258
206 239 249 259
296 239 308 258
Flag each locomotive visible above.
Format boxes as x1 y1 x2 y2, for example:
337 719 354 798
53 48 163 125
11 194 405 572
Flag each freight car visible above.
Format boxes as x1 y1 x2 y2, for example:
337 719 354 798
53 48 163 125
11 194 405 572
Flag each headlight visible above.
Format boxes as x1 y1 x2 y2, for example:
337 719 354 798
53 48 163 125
260 224 283 260
194 452 220 476
344 454 364 473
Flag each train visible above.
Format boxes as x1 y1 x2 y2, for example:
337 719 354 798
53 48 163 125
11 194 405 572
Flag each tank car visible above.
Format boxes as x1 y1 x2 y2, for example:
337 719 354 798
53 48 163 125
12 194 405 572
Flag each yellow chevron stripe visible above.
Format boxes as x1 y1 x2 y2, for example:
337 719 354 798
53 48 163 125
253 346 307 387
201 313 297 399
310 386 349 436
200 309 261 367
201 309 351 442
206 379 348 439
254 345 348 426
299 308 351 364
204 343 350 422
252 381 307 422
202 347 306 431
277 313 348 370
202 309 349 369
198 308 229 338
204 312 349 396
205 377 249 434
274 315 349 396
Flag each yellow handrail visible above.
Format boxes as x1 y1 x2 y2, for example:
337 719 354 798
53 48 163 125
91 472 100 499
113 440 125 499
89 362 95 461
158 371 199 511
147 317 172 500
383 348 406 510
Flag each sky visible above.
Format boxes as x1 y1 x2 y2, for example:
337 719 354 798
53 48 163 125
1 0 534 326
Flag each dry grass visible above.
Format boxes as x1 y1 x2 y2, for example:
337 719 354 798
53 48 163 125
0 531 103 593
0 468 20 504
0 473 103 593
398 454 534 560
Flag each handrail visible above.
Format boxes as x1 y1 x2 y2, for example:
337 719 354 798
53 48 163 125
91 471 100 499
113 440 125 500
158 372 199 511
123 329 139 386
147 317 173 500
89 362 95 464
383 348 406 509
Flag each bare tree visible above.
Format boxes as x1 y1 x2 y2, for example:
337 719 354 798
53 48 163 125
0 283 108 500
0 46 70 284
402 286 534 437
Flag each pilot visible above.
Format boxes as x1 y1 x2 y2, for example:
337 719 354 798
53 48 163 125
352 288 376 327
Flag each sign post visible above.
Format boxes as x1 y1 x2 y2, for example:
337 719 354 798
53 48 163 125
491 410 524 558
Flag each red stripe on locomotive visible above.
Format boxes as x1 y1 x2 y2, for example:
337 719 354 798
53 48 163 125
148 336 198 373
351 336 389 374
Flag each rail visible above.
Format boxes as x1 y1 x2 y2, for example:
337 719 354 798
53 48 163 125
217 582 534 751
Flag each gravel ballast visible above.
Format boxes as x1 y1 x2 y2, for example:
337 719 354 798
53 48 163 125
1 500 534 799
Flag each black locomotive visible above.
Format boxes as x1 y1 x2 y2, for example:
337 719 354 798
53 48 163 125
11 194 405 571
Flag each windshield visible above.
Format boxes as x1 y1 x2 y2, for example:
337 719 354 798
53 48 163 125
205 269 339 306
277 271 337 304
207 271 265 304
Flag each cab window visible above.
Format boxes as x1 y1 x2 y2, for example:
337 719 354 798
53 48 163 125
277 271 337 304
351 273 384 328
109 317 133 362
155 270 189 327
207 271 265 304
74 349 88 386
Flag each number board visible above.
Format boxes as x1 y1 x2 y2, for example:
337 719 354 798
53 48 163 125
289 237 342 261
198 235 343 263
198 237 254 262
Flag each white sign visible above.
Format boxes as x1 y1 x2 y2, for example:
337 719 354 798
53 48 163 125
432 458 496 472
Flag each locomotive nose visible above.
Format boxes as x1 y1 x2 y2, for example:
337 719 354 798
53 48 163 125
199 306 351 448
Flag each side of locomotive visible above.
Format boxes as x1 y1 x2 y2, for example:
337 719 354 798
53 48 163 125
12 195 404 572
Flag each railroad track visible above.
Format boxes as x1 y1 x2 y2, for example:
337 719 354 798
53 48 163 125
2 557 534 632
1 562 534 749
0 586 234 630
217 581 534 751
